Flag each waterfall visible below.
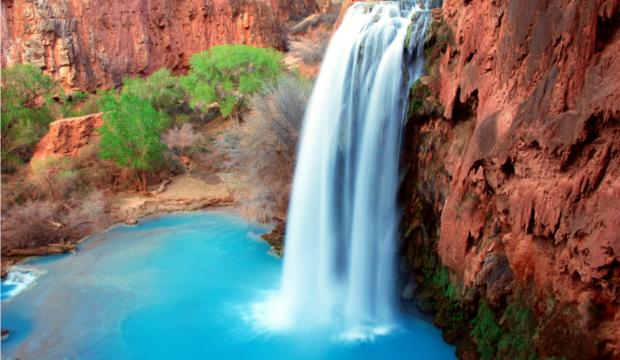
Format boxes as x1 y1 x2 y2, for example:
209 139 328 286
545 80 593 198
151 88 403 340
255 1 436 338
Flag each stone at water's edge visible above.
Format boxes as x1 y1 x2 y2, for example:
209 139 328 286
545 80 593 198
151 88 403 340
124 218 139 226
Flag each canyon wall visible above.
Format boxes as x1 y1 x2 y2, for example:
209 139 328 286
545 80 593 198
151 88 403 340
401 0 619 358
0 0 332 90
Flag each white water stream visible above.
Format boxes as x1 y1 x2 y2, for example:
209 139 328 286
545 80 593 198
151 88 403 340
256 1 435 339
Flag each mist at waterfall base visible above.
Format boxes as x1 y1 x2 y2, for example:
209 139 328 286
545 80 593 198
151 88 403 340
2 212 454 359
253 1 435 339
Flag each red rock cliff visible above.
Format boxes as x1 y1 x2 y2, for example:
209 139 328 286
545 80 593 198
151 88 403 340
31 113 103 161
402 0 619 357
0 0 329 90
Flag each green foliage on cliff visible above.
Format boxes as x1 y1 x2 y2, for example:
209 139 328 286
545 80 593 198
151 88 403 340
408 79 431 117
98 94 169 191
497 297 537 360
407 78 443 122
427 265 468 335
49 90 103 119
470 296 538 360
122 68 187 114
181 45 283 117
472 301 503 360
1 64 54 169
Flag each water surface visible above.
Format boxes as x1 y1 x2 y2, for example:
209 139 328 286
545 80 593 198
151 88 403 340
1 212 455 359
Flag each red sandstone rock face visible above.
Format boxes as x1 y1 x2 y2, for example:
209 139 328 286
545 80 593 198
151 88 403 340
430 0 620 355
0 0 328 90
31 113 103 160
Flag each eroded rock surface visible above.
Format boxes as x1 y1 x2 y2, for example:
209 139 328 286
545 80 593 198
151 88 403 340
401 0 619 357
31 113 103 160
1 0 334 89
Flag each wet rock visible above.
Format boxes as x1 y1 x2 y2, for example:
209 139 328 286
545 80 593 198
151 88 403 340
261 220 285 256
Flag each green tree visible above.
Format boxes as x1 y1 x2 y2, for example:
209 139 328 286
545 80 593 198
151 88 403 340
181 45 282 118
98 94 169 192
1 64 54 169
122 68 186 114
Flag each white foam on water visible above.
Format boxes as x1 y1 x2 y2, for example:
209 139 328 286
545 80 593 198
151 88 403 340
1 266 45 301
333 324 396 343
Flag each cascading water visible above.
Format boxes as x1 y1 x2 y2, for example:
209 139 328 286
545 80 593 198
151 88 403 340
1 266 42 300
255 0 436 338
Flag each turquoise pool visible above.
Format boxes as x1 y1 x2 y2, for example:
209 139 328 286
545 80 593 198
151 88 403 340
1 211 455 359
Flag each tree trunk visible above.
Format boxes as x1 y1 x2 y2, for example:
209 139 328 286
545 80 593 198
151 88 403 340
140 171 148 193
135 170 149 193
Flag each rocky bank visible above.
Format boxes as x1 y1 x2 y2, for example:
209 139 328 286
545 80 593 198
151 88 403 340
401 0 619 358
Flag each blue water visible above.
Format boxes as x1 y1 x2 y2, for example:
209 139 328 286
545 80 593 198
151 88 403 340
1 211 455 359
1 283 17 299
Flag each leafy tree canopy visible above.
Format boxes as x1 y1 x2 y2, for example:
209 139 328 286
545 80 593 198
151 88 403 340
98 94 169 191
122 68 186 113
1 64 55 168
181 45 283 117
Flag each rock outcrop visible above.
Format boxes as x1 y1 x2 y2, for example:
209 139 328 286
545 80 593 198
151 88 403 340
400 0 620 358
0 0 333 90
31 113 103 160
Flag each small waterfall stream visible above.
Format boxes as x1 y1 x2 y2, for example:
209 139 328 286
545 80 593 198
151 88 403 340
264 1 437 337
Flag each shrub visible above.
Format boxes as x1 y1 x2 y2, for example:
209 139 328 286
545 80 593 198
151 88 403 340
249 74 312 146
163 123 201 156
291 32 330 64
1 64 54 169
122 68 186 114
471 302 503 360
70 91 89 103
49 90 100 119
98 94 169 191
76 92 105 116
496 296 537 360
29 156 80 200
181 45 283 118
229 74 311 220
61 190 109 239
2 200 58 249
1 191 110 252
